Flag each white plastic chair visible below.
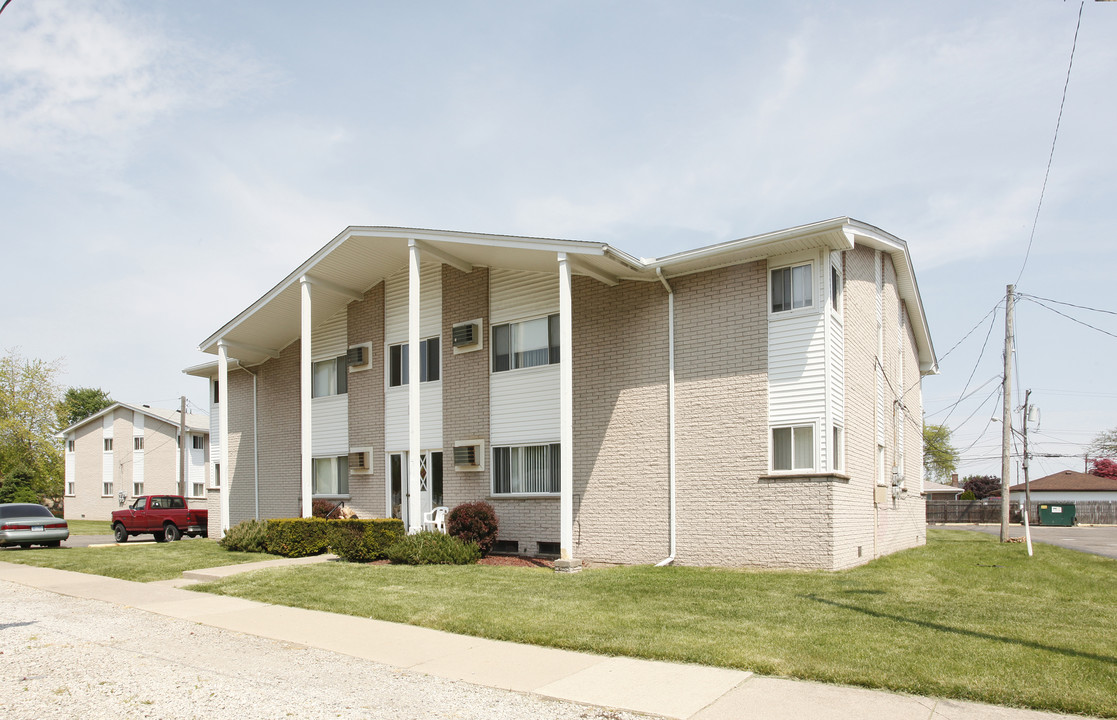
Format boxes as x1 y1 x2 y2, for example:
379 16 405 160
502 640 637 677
422 506 449 534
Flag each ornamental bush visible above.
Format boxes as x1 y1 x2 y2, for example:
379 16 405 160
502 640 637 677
385 530 480 565
265 518 329 557
220 519 269 553
447 501 499 556
312 499 346 518
325 518 405 562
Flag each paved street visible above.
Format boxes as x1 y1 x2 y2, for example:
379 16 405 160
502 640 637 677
939 524 1117 559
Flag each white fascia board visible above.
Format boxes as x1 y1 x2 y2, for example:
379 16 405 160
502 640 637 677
651 217 856 274
57 402 127 436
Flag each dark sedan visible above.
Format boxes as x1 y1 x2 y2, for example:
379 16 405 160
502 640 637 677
0 503 69 548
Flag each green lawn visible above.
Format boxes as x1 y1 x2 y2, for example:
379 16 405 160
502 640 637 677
191 530 1117 718
2 539 274 582
64 519 112 535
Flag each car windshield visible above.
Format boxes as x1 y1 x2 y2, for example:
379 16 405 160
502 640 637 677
0 504 53 519
131 497 147 510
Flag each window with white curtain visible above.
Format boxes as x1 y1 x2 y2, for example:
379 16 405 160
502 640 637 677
772 425 815 472
312 456 350 496
492 443 560 494
312 355 349 397
492 315 559 372
771 263 814 313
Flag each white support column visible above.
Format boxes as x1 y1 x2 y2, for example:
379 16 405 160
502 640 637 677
407 240 422 533
300 275 313 518
217 341 231 535
556 252 578 571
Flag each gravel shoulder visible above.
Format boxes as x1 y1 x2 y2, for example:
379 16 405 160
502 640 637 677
0 580 645 720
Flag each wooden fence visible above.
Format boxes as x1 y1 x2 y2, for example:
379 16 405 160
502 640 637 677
927 499 1117 525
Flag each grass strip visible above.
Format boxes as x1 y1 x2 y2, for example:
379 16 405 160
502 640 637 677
3 539 275 582
64 519 112 535
191 530 1117 718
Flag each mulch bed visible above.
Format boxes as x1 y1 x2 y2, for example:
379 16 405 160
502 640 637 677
478 554 554 568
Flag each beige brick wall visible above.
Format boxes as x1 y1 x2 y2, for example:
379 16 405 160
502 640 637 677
833 246 925 569
347 282 386 517
571 276 670 563
439 266 495 517
64 414 117 520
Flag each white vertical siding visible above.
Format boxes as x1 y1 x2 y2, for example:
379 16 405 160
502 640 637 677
384 264 442 343
490 365 560 445
312 395 350 456
209 395 220 487
188 439 206 489
490 269 558 324
102 412 114 495
768 312 827 427
312 307 348 359
64 437 75 494
875 249 885 449
384 383 443 450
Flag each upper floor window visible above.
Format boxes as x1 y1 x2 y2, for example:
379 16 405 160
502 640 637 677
771 263 813 313
67 440 75 452
192 435 205 450
212 379 220 404
830 265 842 313
492 314 559 372
388 338 439 387
103 438 113 452
133 437 144 451
312 356 349 397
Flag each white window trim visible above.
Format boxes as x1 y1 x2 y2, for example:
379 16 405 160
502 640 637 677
490 442 561 497
490 313 560 375
311 455 351 498
829 260 844 320
102 482 114 498
768 257 817 317
831 425 844 473
211 462 221 489
385 336 442 389
347 342 373 373
66 481 75 497
769 421 819 473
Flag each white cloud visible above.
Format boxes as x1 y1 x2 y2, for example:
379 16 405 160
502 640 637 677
0 0 270 170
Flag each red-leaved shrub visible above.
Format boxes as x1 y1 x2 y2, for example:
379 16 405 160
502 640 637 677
447 501 499 556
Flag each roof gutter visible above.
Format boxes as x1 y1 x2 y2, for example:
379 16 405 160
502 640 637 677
655 267 677 567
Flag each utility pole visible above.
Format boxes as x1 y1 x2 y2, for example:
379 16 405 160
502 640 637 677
178 395 187 497
1000 285 1014 542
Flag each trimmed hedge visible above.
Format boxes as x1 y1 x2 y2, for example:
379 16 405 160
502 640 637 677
220 519 269 553
325 518 405 562
265 518 329 558
385 531 481 565
447 501 499 556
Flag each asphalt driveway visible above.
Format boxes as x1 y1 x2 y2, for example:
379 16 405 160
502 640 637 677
940 524 1117 559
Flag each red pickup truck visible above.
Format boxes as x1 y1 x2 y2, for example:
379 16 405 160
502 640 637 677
111 495 208 543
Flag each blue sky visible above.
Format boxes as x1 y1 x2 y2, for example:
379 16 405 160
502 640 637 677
1 1 1114 481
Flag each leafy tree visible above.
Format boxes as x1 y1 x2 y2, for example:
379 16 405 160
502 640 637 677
962 475 1001 499
0 463 41 504
1089 458 1117 480
1087 428 1117 458
0 348 64 502
57 386 112 428
923 424 959 483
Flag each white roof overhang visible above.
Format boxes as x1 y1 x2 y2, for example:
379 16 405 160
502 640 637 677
194 218 936 374
56 401 209 436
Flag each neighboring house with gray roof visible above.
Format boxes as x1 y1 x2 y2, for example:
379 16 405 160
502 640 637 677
59 402 209 521
187 217 936 570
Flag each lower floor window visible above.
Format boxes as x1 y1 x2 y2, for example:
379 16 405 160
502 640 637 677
212 463 221 488
492 443 560 494
133 481 143 496
102 481 113 496
66 481 75 496
772 425 815 471
313 456 349 496
832 426 843 472
191 481 205 498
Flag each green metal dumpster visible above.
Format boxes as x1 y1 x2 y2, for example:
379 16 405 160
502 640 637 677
1038 503 1076 527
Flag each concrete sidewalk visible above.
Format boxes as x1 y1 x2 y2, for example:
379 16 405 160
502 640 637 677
0 559 1083 720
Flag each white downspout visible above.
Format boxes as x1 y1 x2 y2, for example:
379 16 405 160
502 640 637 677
655 268 676 567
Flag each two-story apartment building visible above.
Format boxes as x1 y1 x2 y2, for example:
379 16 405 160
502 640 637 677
187 217 936 569
60 403 209 520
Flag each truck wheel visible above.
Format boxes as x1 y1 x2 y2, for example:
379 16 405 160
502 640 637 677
164 523 181 542
113 523 129 543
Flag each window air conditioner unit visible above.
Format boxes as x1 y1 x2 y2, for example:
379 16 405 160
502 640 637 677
452 322 478 348
453 440 484 471
349 449 372 473
347 345 369 368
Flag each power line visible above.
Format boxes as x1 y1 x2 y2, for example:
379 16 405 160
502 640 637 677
936 300 1002 425
1018 293 1117 317
1014 0 1084 286
1023 296 1117 341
